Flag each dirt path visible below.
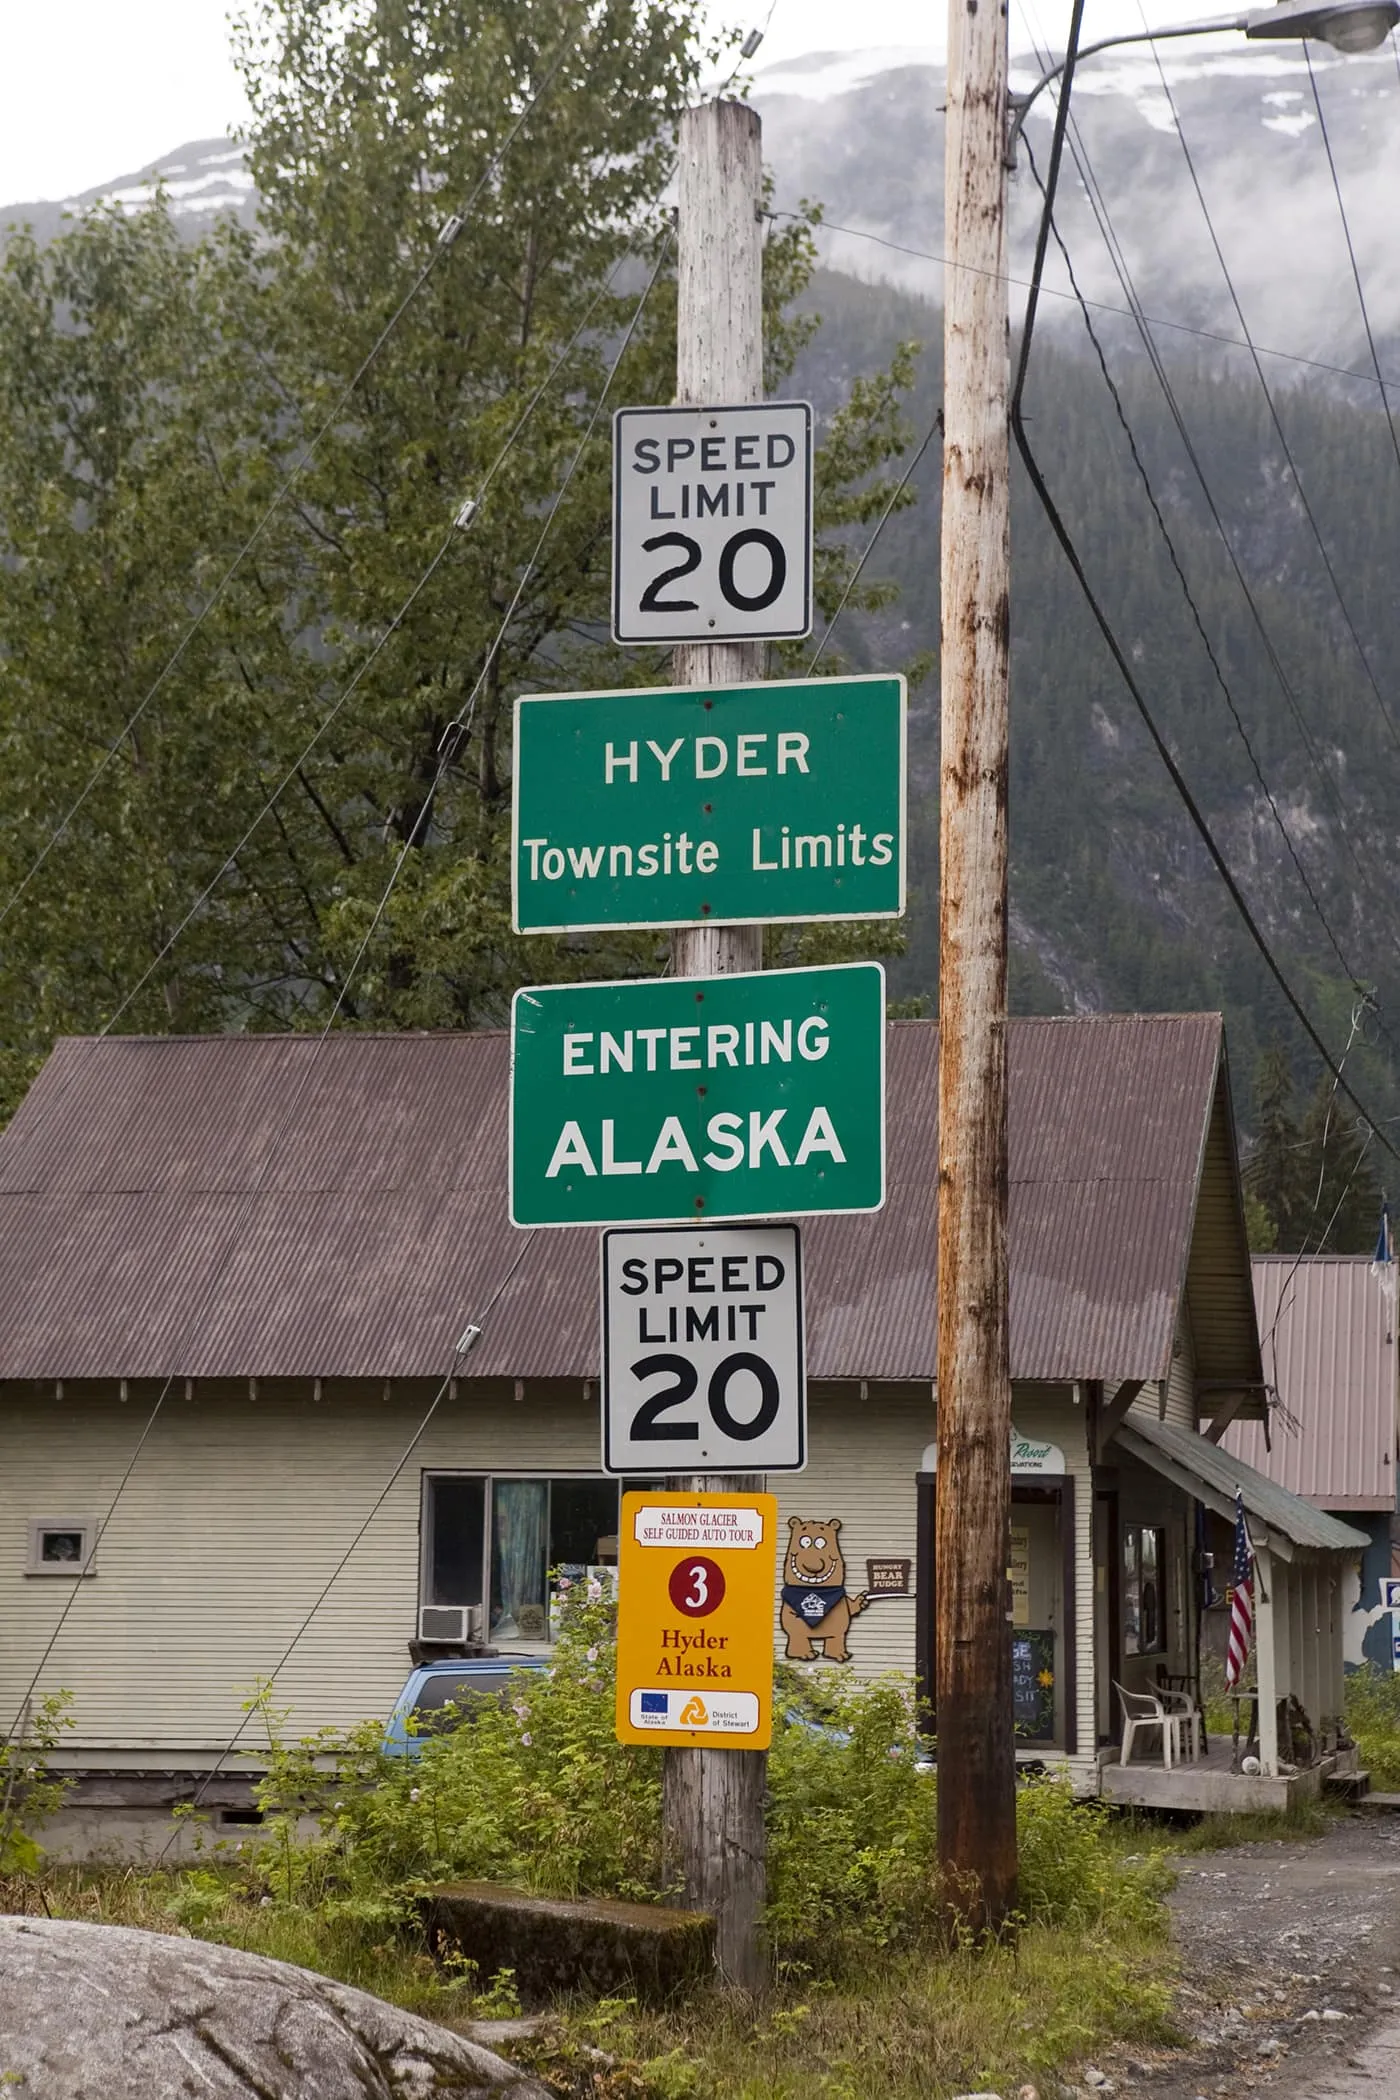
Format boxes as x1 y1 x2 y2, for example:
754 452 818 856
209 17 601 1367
1089 1815 1400 2100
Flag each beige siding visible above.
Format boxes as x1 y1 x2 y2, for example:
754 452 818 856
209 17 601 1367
0 1383 602 1753
775 1387 929 1681
3 1382 939 1755
1164 1305 1197 1429
1126 1305 1197 1433
3 1380 1102 1797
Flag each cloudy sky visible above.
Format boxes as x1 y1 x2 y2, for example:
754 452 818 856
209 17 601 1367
2 0 1238 203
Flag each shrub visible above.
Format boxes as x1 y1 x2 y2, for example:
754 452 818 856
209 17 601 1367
250 1587 664 1921
1016 1775 1170 1934
0 1690 74 1874
238 1621 1167 1978
1345 1663 1400 1787
766 1666 938 1963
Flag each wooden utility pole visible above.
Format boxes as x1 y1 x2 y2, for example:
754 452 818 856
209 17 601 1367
660 96 768 1994
935 0 1019 1929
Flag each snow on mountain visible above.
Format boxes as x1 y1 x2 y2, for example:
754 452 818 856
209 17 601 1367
751 39 1400 382
6 40 1399 387
0 139 255 245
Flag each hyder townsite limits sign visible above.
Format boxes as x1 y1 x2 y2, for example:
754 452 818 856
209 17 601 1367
512 674 905 934
508 962 886 1228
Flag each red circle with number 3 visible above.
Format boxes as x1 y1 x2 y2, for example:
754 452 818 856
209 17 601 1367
668 1555 725 1618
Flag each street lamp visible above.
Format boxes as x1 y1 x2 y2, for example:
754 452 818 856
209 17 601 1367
935 0 1398 1933
1006 0 1400 162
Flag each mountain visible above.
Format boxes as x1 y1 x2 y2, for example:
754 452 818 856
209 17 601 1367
3 49 1400 1178
755 39 1400 384
0 139 256 246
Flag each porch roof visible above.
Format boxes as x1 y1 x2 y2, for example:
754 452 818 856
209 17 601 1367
0 1015 1258 1390
1114 1414 1370 1558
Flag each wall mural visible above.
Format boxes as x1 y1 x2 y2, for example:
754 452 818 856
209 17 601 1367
780 1517 870 1662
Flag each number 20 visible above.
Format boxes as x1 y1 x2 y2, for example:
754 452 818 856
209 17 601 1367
638 530 787 616
629 1352 781 1442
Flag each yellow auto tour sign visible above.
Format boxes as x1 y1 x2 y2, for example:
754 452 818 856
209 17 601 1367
615 1491 778 1748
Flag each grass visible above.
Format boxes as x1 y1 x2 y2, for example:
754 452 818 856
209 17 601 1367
20 1859 1181 2100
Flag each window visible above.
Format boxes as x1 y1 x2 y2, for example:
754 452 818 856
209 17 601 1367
26 1517 97 1576
1122 1525 1166 1655
423 1475 633 1645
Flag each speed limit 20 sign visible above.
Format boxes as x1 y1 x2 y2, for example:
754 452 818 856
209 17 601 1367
612 402 812 643
601 1224 805 1474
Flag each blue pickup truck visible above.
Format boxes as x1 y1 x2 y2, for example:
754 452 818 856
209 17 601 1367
383 1655 549 1755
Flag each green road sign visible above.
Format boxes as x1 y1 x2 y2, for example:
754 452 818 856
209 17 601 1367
509 962 886 1227
511 674 904 933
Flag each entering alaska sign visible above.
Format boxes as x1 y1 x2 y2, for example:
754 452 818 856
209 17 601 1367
512 674 905 934
508 962 885 1227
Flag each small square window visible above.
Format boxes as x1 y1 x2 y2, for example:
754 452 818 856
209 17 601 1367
26 1518 97 1576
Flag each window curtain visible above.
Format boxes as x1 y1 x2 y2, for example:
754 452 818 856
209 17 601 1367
492 1480 548 1639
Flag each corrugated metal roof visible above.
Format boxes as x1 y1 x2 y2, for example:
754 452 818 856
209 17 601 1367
0 1014 1253 1387
1116 1412 1370 1554
1222 1256 1398 1510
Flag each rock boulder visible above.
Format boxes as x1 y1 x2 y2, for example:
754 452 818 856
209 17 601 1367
0 1915 552 2099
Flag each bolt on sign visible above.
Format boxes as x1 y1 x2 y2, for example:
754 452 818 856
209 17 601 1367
512 674 905 933
601 1224 805 1475
612 403 812 644
508 961 886 1228
615 1492 778 1747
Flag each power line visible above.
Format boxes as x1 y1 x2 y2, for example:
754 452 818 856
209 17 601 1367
152 1230 541 1862
6 238 673 1740
1009 27 1400 1172
1136 20 1400 759
805 415 941 673
44 230 667 1058
769 210 1400 395
1025 147 1376 1011
1011 33 1400 950
0 17 586 944
1304 46 1400 488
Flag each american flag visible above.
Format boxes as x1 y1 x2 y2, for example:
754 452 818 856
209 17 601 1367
1225 1489 1254 1689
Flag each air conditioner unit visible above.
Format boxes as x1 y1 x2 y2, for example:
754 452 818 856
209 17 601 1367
417 1603 483 1643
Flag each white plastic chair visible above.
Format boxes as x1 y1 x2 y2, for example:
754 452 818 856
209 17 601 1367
1154 1678 1202 1763
1115 1681 1182 1769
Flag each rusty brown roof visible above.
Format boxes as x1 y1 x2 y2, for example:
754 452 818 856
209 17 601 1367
0 1014 1256 1389
1223 1256 1399 1510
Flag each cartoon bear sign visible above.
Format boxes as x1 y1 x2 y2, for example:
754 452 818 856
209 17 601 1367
779 1516 868 1662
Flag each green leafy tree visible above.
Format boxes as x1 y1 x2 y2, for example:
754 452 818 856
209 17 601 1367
0 0 918 1115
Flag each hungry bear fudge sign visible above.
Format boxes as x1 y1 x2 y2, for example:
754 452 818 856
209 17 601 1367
601 1223 805 1474
615 1492 778 1748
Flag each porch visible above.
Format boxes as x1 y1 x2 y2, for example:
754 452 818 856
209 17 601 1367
1100 1738 1337 1814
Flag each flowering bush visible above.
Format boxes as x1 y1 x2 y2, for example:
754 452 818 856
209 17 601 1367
245 1612 1166 1973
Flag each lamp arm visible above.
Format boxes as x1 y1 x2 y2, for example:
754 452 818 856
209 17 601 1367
1005 14 1248 166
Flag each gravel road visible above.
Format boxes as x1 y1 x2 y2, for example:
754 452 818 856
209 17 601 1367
1076 1815 1400 2100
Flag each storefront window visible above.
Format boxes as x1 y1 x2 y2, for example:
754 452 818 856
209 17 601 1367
1122 1525 1167 1655
424 1475 626 1644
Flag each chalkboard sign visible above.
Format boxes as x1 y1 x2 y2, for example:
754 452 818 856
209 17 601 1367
1012 1630 1056 1741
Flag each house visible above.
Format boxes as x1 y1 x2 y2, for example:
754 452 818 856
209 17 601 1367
1224 1254 1400 1670
0 1015 1366 1851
